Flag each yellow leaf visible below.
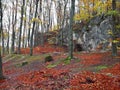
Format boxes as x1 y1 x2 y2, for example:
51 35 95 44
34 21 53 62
112 40 119 43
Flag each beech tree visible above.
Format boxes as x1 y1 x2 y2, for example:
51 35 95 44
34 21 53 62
11 0 18 53
111 0 117 56
18 0 25 54
27 0 33 47
68 0 75 59
30 0 39 56
38 0 44 46
6 14 11 54
46 0 52 32
0 0 4 79
0 0 6 55
59 0 68 46
22 0 27 48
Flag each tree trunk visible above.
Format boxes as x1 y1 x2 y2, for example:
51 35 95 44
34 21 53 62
47 1 52 32
40 25 44 46
111 0 117 56
22 4 27 48
7 19 10 53
68 0 75 59
1 0 5 55
11 2 15 53
18 0 25 54
30 0 39 56
14 0 18 50
60 0 68 46
28 1 32 47
0 0 4 79
39 0 44 46
6 11 11 54
1 26 4 55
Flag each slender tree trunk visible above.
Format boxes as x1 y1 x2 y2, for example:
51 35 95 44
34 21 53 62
39 0 44 46
1 26 4 55
24 28 27 48
7 17 10 53
22 5 27 48
11 2 15 53
30 0 39 56
28 1 32 47
42 13 47 45
7 11 11 54
18 0 25 54
1 0 5 55
40 25 44 46
68 0 75 59
60 0 68 46
14 0 18 50
34 23 38 46
22 26 26 48
0 52 3 79
47 1 52 32
56 1 62 28
0 0 4 79
111 0 117 56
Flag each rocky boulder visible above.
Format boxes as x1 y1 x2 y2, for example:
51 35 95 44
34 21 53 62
57 14 120 52
76 15 120 51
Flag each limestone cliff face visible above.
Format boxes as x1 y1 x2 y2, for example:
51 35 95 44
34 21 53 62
75 15 120 51
57 14 120 51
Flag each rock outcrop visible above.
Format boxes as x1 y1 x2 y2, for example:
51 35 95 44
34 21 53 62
58 14 120 51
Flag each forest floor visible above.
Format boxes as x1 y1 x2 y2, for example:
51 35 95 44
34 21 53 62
1 44 120 90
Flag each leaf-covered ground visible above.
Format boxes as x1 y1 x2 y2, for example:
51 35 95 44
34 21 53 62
1 44 120 90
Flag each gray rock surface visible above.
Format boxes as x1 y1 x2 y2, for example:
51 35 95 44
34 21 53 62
58 14 120 51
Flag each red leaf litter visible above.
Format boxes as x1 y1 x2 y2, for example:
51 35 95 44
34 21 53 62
16 68 70 90
1 62 120 90
1 44 120 90
101 63 120 76
69 71 120 90
75 52 110 67
20 43 65 54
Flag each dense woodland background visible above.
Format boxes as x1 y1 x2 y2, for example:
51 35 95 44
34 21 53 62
0 0 120 89
0 0 120 56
